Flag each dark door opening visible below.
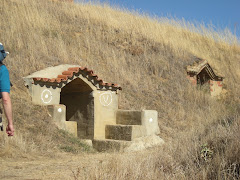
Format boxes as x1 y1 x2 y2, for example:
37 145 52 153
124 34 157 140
60 78 94 139
197 68 211 85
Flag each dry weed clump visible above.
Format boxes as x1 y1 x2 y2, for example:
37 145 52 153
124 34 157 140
0 0 240 179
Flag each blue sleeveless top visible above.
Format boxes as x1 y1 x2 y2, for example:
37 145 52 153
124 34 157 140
0 65 10 93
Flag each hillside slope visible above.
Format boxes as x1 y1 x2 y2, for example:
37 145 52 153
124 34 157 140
0 0 239 179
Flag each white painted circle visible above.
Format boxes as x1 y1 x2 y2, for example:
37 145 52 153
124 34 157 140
41 89 53 104
149 118 153 123
58 108 62 113
99 92 112 106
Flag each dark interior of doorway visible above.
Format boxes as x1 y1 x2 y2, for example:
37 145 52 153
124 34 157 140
60 78 94 139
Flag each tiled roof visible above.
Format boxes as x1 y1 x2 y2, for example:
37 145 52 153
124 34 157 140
186 58 223 80
33 67 122 90
186 59 208 74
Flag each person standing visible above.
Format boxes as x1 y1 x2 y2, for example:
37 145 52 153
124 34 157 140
0 43 14 136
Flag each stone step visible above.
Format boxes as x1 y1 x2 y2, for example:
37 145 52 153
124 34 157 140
116 110 142 125
92 135 165 152
105 125 146 141
92 139 131 152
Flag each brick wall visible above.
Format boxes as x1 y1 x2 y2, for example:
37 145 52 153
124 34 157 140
187 75 197 85
210 80 223 97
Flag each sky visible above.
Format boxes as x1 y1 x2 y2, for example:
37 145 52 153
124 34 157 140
76 0 240 38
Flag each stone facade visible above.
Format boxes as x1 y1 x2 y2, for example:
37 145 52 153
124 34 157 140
24 65 121 139
24 65 162 151
186 58 224 96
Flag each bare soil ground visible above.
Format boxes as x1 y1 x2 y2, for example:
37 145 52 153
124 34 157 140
0 152 109 180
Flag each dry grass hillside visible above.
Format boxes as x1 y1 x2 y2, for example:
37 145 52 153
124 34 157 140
0 0 240 179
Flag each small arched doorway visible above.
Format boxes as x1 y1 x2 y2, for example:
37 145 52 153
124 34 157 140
60 77 94 139
197 68 211 85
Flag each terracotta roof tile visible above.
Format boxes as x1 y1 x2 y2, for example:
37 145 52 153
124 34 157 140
68 67 80 72
49 78 57 83
62 71 73 76
186 58 223 81
32 66 122 90
56 78 62 83
42 78 49 82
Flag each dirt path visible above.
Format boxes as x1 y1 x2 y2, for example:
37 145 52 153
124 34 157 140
0 152 112 180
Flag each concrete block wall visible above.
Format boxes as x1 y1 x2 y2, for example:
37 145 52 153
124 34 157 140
47 104 77 136
93 91 118 140
31 83 61 105
105 125 145 141
93 110 161 152
105 110 160 141
141 110 160 136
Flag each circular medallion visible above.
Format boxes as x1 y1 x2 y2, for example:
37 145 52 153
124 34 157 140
41 89 53 104
99 92 112 106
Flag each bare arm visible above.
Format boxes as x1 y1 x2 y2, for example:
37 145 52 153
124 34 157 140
2 92 14 136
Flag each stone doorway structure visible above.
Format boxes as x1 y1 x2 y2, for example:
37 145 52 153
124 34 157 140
23 64 121 140
186 58 224 97
23 64 162 151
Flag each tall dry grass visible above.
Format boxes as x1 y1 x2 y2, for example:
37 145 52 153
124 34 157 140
0 0 239 179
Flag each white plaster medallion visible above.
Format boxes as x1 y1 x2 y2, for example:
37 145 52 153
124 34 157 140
41 89 53 104
99 92 112 106
149 118 153 123
58 108 62 113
